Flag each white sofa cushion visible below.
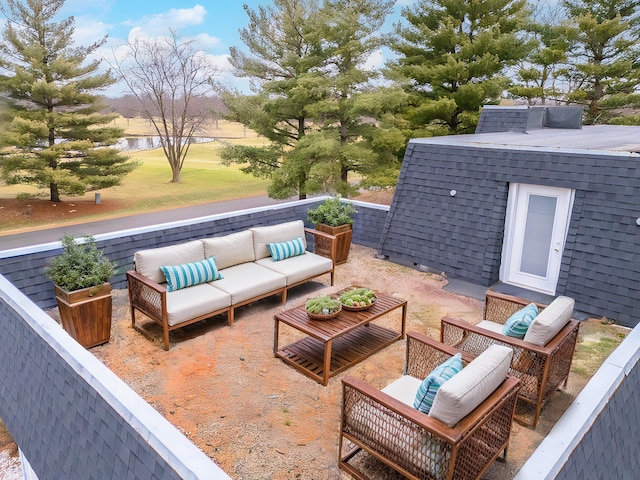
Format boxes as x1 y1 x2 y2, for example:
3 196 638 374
381 375 423 407
166 283 231 327
523 296 575 346
255 251 332 285
250 220 307 260
202 230 256 270
135 240 205 284
210 262 286 304
428 345 512 427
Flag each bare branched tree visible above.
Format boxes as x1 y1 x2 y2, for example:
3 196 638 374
110 31 219 182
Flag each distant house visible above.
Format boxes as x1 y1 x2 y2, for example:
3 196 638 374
379 106 640 327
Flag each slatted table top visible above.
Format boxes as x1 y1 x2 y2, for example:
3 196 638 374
274 294 407 342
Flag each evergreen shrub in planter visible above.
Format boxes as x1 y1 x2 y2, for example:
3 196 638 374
45 235 116 348
307 197 357 264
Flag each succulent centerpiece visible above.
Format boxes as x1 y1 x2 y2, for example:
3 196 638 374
339 287 377 311
305 295 342 320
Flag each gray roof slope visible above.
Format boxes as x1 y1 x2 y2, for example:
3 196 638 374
416 125 640 155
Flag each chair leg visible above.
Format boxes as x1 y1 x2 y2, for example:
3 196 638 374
130 306 136 328
497 446 508 462
162 327 170 351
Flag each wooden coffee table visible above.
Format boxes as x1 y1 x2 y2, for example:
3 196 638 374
273 294 407 385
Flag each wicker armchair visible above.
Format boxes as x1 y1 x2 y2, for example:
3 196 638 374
441 290 580 428
339 332 520 480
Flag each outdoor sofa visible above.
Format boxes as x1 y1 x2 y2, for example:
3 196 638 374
339 331 520 480
127 220 336 350
440 290 580 427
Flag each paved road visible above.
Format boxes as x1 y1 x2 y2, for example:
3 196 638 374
0 195 291 251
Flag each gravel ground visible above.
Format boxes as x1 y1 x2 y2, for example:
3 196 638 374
1 243 627 479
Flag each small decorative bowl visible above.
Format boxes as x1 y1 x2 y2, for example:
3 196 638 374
339 287 377 311
306 305 342 321
341 301 376 312
305 295 342 320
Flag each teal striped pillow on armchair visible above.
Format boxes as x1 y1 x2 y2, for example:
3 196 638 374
502 303 538 338
414 353 463 414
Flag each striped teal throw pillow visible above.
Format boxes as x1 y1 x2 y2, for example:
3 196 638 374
160 256 223 292
267 237 305 261
502 303 538 338
414 353 463 414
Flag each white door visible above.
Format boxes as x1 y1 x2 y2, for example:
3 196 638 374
501 184 574 294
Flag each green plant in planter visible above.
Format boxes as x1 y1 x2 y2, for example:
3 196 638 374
306 197 357 227
45 235 116 291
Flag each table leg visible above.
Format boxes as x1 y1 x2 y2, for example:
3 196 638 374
273 318 280 356
400 303 407 338
323 340 333 386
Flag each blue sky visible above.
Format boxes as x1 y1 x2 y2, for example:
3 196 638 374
52 1 413 96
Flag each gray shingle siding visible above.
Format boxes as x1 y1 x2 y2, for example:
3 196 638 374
379 140 640 327
0 277 222 479
520 328 640 480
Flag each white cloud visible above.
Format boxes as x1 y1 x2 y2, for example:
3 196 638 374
72 16 110 46
126 4 208 37
193 33 223 50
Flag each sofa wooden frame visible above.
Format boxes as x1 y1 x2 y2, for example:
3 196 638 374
127 227 337 350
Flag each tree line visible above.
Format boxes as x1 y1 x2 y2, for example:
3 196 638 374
1 0 639 202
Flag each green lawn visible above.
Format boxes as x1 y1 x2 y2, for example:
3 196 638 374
106 141 271 213
0 127 273 231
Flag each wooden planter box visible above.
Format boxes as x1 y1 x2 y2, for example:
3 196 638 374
315 223 352 265
54 283 112 348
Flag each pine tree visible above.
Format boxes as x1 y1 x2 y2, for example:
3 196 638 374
0 0 137 202
221 0 405 198
562 0 640 123
509 3 571 105
388 0 533 135
296 0 406 196
218 0 322 199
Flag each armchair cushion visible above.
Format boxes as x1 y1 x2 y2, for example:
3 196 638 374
523 296 575 346
380 375 422 407
502 303 538 338
476 320 504 334
429 345 512 427
414 353 463 413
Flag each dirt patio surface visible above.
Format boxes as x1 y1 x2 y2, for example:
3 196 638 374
1 243 627 479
